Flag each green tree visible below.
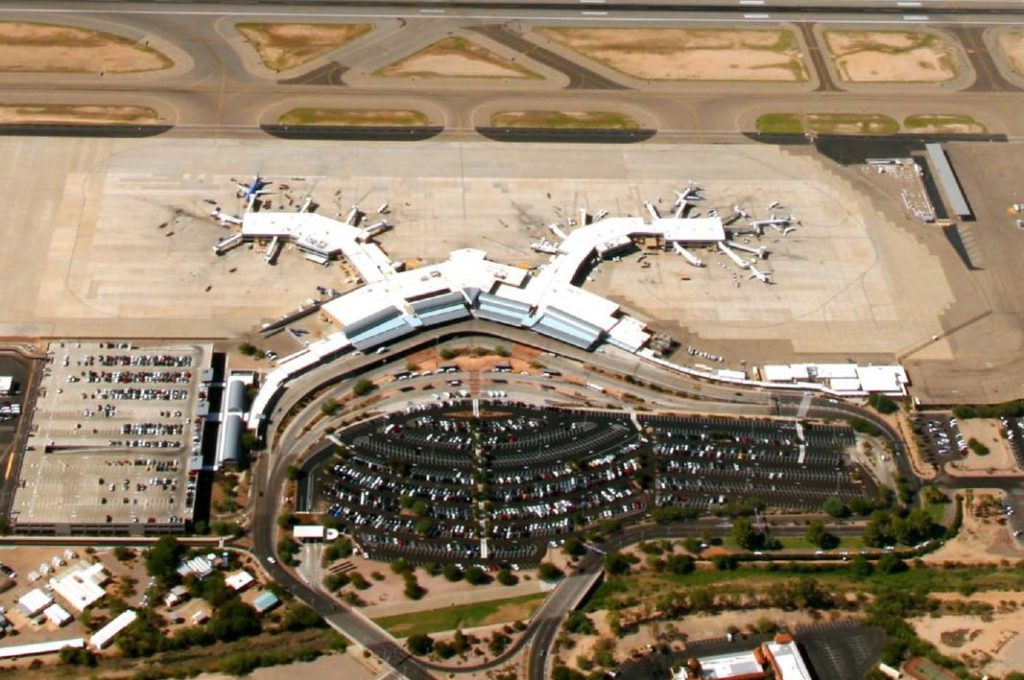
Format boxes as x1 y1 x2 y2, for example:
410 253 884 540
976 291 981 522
823 497 850 518
496 568 518 586
665 554 696 575
538 562 564 582
407 633 434 656
731 517 759 550
603 552 631 576
464 565 489 585
805 521 838 550
352 379 374 397
442 563 463 582
868 393 899 414
208 600 261 642
283 603 324 631
144 536 184 587
563 536 586 557
321 398 340 416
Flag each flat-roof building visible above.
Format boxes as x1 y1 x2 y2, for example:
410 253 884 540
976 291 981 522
90 610 138 650
18 588 53 617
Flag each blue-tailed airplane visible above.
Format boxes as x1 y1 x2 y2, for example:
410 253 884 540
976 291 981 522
236 175 272 203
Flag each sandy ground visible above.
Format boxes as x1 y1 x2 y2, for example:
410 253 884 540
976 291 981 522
995 29 1024 75
236 23 372 72
378 37 537 78
559 608 824 672
0 22 171 73
0 104 159 125
924 491 1024 564
824 30 957 82
952 419 1019 473
199 650 377 680
537 27 807 82
912 592 1024 677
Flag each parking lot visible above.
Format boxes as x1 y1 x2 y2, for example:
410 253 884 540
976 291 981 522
11 342 210 530
317 404 870 566
913 413 967 466
646 414 865 511
999 416 1024 470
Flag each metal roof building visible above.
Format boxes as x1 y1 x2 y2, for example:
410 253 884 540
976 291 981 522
926 143 972 218
0 638 84 660
344 306 417 351
410 292 472 327
251 591 280 614
90 610 138 650
532 307 604 350
217 414 243 468
475 293 532 327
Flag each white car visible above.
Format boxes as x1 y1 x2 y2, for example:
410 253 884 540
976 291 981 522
266 556 277 565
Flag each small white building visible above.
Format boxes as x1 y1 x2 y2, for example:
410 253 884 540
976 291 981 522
293 525 325 542
0 376 12 395
50 562 109 612
17 588 53 617
225 570 255 592
90 610 138 650
43 603 72 627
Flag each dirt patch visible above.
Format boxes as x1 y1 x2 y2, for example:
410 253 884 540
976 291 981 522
278 108 428 127
537 27 807 82
911 595 1024 676
0 104 159 125
490 110 640 129
0 22 172 73
377 37 540 79
951 419 1018 472
236 23 372 72
823 29 957 83
995 29 1024 75
924 491 1024 564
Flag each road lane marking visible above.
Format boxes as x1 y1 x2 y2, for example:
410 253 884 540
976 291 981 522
903 14 930 20
743 13 771 19
4 447 15 481
739 0 766 5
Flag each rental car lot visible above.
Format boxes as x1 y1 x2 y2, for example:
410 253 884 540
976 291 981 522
11 341 210 529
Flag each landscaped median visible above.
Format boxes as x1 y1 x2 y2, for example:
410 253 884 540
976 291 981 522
489 110 641 130
0 104 171 137
480 110 653 143
279 108 430 127
755 112 987 136
265 107 441 140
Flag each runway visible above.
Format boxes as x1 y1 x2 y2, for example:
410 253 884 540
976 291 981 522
0 2 1021 140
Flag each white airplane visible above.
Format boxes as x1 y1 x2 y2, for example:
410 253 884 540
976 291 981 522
345 206 362 226
717 242 751 269
531 239 560 254
676 181 702 201
748 265 772 284
377 202 390 215
726 240 768 259
298 196 315 213
548 223 568 241
235 175 272 202
210 207 243 226
673 242 704 267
